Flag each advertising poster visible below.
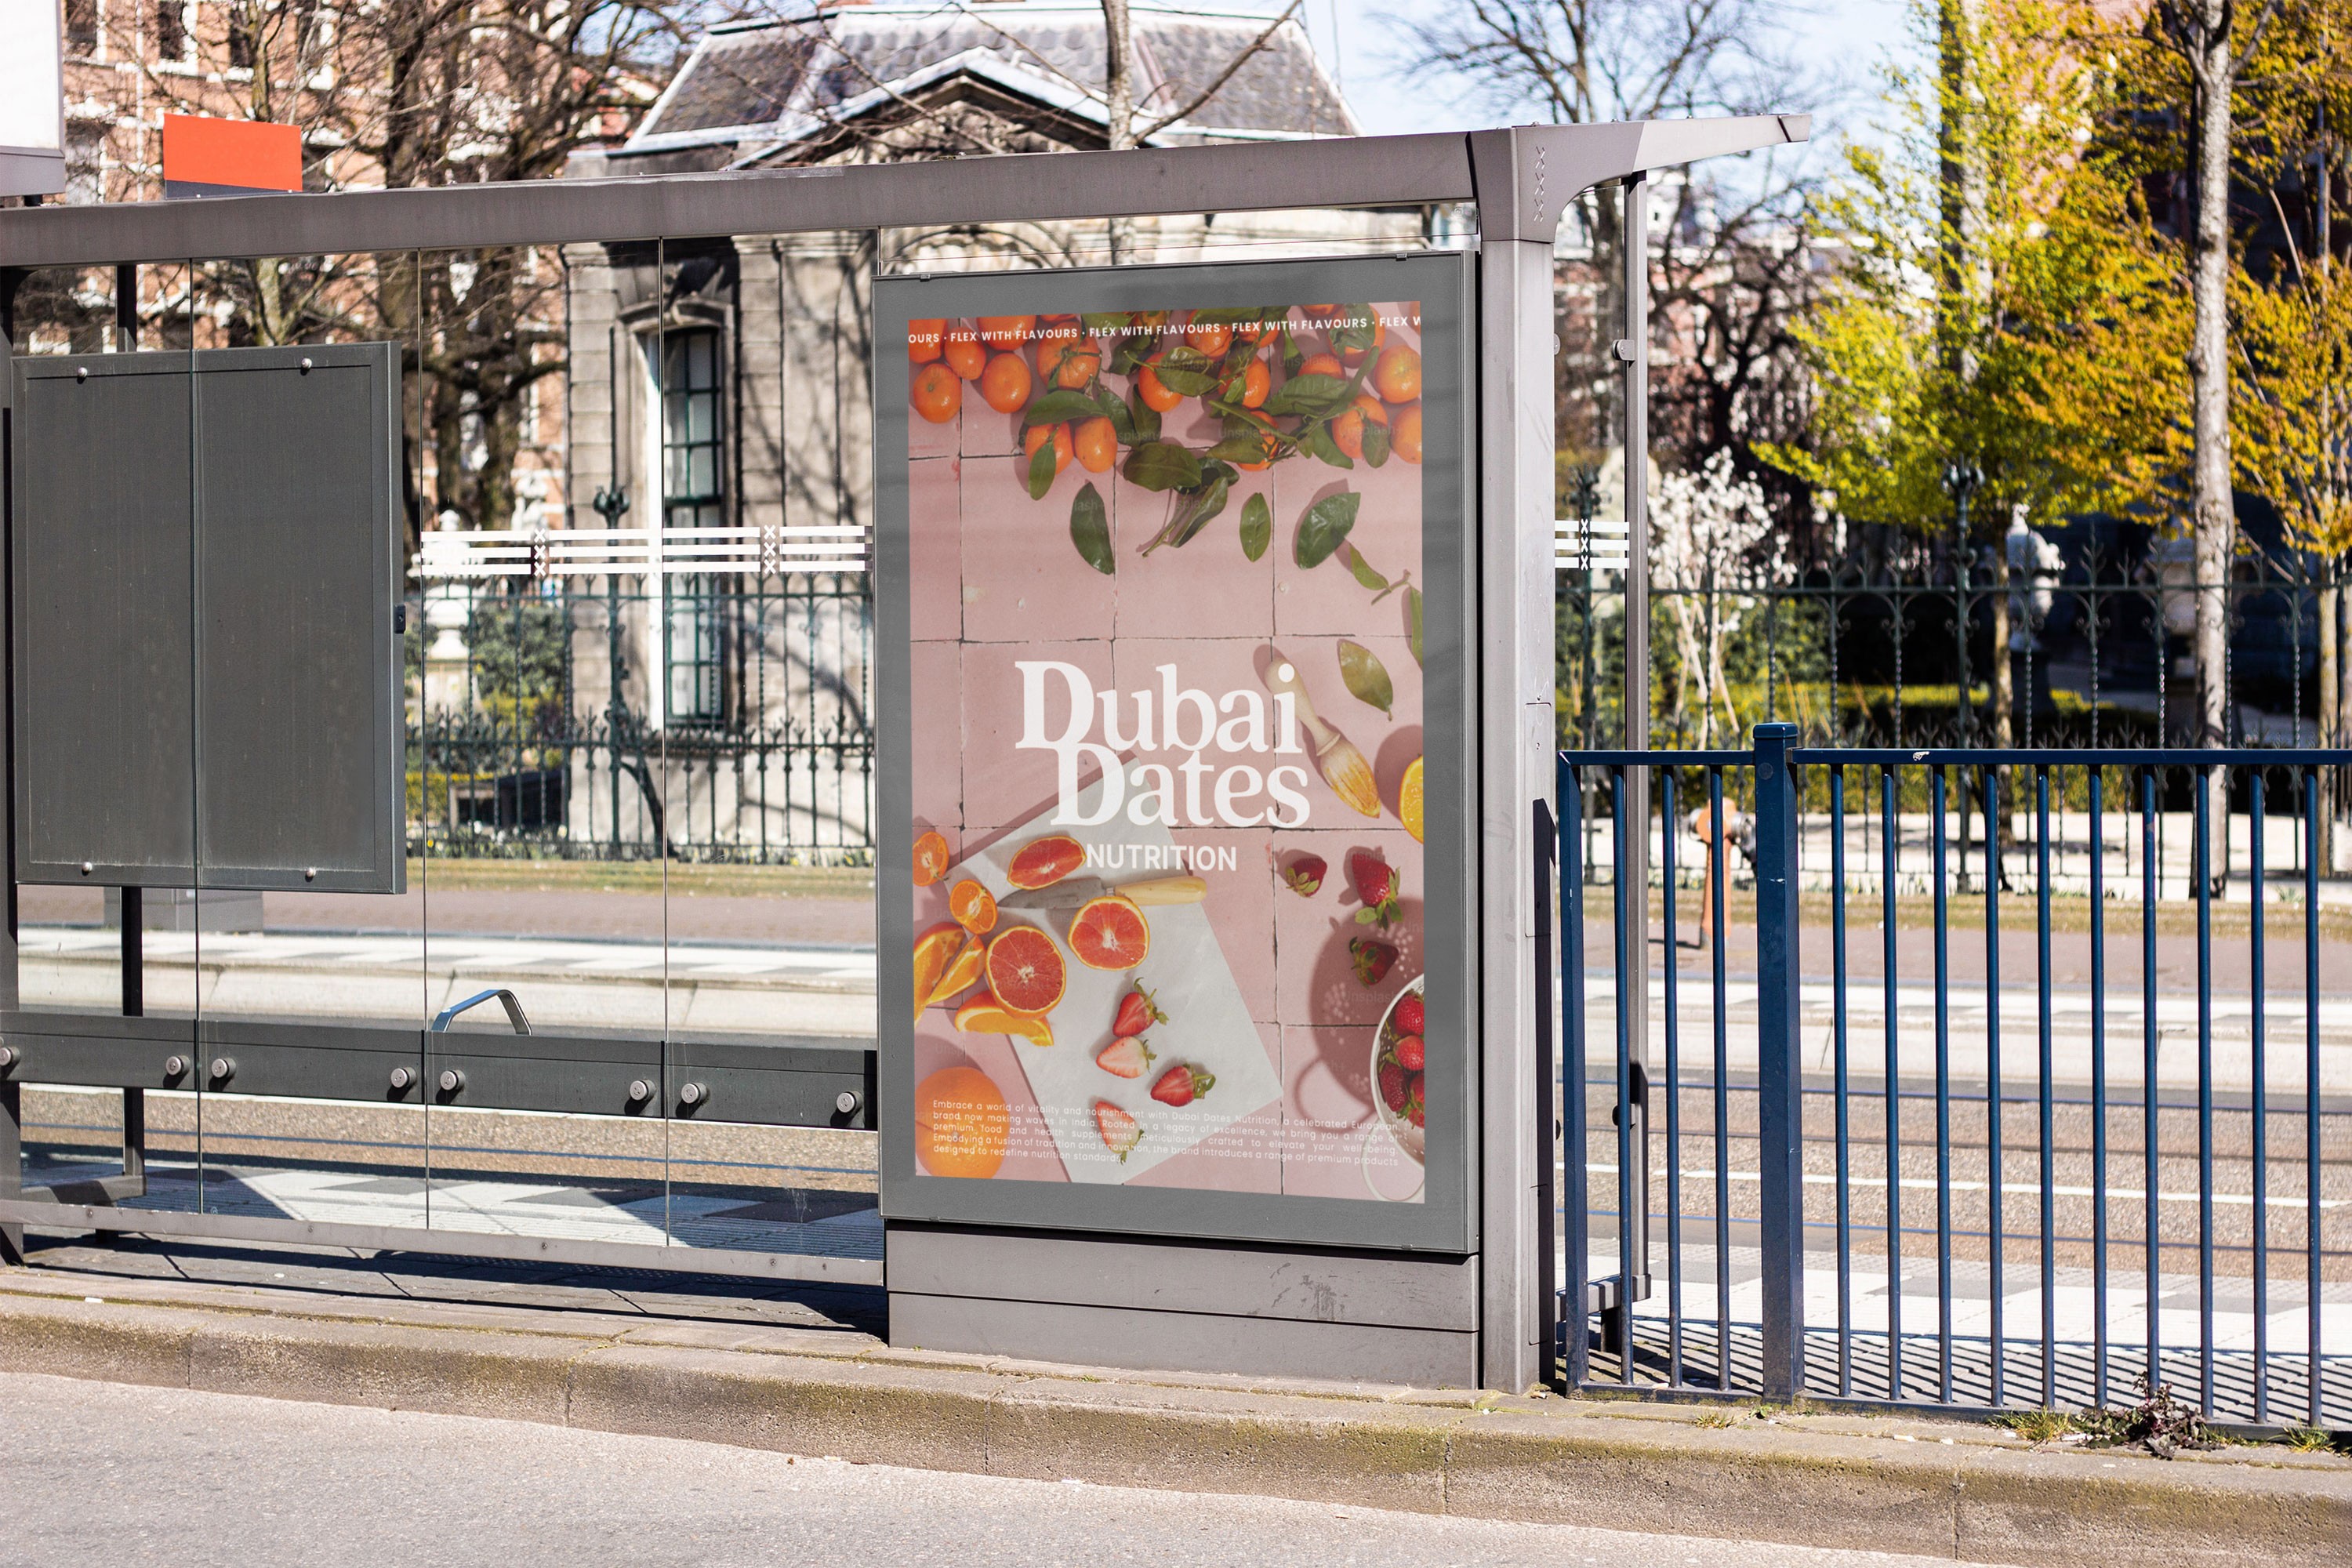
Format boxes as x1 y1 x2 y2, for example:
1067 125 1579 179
877 254 1470 1251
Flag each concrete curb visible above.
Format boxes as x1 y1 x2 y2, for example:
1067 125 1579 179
2 1280 2345 1565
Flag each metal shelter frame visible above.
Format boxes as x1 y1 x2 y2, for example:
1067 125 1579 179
0 115 1809 1392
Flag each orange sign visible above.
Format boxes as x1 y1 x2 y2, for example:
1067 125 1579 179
162 114 302 196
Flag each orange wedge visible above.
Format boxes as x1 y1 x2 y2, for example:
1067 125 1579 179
953 990 1054 1048
913 920 964 1025
927 932 985 1007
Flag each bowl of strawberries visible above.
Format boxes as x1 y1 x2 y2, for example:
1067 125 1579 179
1368 975 1427 1171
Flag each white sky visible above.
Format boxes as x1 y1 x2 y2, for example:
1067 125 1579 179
1294 0 1915 145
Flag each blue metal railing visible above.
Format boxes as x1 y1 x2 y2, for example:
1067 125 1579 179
1555 730 2351 1426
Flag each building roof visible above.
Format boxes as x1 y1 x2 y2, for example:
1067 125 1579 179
620 2 1356 163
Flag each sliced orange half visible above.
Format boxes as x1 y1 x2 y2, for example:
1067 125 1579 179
1067 895 1150 971
985 926 1067 1015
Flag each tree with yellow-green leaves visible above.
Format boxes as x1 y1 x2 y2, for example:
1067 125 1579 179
1762 0 2184 748
2233 257 2350 851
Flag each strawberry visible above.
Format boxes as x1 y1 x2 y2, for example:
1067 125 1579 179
1094 1100 1143 1162
1349 935 1397 986
1350 852 1400 928
1095 1036 1156 1079
1112 983 1167 1037
1394 1033 1425 1072
1393 993 1425 1037
1150 1063 1216 1107
1406 1071 1425 1128
1281 854 1327 896
1377 1060 1409 1112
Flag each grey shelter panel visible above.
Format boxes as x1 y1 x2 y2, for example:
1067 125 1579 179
194 347 403 891
9 345 404 892
10 354 198 886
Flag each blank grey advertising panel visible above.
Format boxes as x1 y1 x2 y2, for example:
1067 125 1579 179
9 343 403 891
876 253 1474 1253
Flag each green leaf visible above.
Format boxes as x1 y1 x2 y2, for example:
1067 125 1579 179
1069 482 1114 575
1240 493 1271 561
1123 439 1202 492
1361 416 1391 469
1164 472 1231 550
1102 387 1138 446
1024 389 1105 428
1080 312 1131 335
1327 303 1379 359
1026 437 1059 501
1264 372 1355 419
1149 344 1220 396
1126 386 1161 445
1294 490 1361 569
1407 586 1424 666
1205 434 1273 464
1341 543 1388 593
1298 420 1355 470
1338 640 1393 717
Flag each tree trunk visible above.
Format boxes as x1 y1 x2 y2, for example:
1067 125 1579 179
1100 0 1134 260
2187 22 2235 752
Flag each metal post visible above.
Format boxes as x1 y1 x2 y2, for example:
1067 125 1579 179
114 263 147 1193
1559 760 1589 1388
1534 798 1559 1388
1617 167 1654 1318
1752 720 1806 1398
1469 127 1564 1393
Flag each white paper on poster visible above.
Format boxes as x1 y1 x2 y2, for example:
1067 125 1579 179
967 768 1282 1185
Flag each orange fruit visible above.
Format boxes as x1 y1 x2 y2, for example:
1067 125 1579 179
1373 345 1421 403
911 362 960 424
1338 317 1385 365
912 920 965 1025
1038 323 1102 388
914 1065 1009 1178
1136 358 1183 412
929 932 985 1005
1184 315 1232 357
1296 351 1344 381
1074 416 1117 473
1068 895 1150 971
1302 303 1342 320
949 877 998 935
943 326 985 380
1022 421 1073 477
981 351 1032 414
1332 394 1389 461
1399 755 1425 844
978 314 1035 350
913 829 950 885
1392 402 1422 464
985 927 1067 1016
1006 833 1084 889
953 989 1054 1048
908 318 944 365
1240 358 1269 408
1232 428 1278 471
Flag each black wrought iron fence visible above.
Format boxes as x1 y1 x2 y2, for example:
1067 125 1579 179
1558 552 2347 754
403 576 875 861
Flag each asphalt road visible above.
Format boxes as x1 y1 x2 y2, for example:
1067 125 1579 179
0 1374 2003 1568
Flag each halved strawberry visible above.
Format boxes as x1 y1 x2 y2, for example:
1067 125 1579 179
1149 1063 1216 1107
1349 851 1400 927
1112 983 1167 1038
1281 854 1327 896
1095 1036 1157 1079
1377 1060 1409 1112
1395 1034 1425 1072
1094 1100 1142 1162
1393 993 1425 1036
1349 935 1397 986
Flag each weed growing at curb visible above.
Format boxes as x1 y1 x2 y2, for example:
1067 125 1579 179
2077 1376 2219 1459
2282 1427 2343 1454
1993 1409 2074 1446
1693 1410 1737 1429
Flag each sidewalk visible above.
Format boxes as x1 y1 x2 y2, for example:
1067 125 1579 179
2 1240 2345 1566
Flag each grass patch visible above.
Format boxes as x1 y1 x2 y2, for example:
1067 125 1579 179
1994 1408 2074 1445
